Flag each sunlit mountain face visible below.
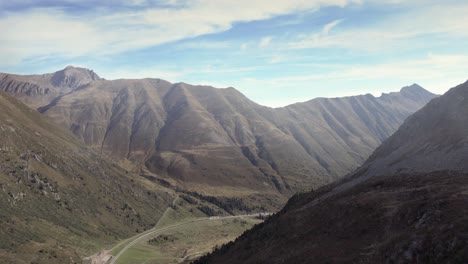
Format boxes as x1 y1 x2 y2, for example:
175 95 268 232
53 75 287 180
0 66 437 210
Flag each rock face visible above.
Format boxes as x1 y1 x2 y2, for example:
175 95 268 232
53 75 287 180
194 80 468 264
0 91 174 263
0 66 101 109
0 67 437 201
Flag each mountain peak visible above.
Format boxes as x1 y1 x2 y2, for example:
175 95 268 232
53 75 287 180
61 65 99 77
400 83 430 95
51 66 101 88
397 83 437 103
365 79 468 176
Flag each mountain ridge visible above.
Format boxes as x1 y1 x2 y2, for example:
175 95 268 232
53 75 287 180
364 79 468 175
0 66 437 109
0 66 438 206
194 80 468 264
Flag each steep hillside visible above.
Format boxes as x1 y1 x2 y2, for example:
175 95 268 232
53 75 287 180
364 80 468 175
195 80 468 264
0 91 174 263
0 67 437 203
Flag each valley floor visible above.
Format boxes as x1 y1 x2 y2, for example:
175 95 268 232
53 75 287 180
86 196 266 264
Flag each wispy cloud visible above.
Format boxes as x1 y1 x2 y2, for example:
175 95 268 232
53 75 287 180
288 3 468 51
0 0 364 66
259 36 272 47
322 19 343 34
272 54 468 82
102 68 184 81
1 0 467 107
101 65 259 81
175 40 231 49
232 53 468 106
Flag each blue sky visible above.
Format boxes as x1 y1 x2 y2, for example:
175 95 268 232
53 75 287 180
1 0 467 106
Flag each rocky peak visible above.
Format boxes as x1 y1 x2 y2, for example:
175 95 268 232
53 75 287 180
398 83 436 102
51 66 101 89
400 83 431 95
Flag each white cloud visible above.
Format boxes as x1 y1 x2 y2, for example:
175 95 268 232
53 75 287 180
126 0 147 6
232 53 468 106
264 53 468 84
259 36 272 47
322 19 343 34
102 68 183 81
176 40 230 49
0 0 364 66
102 64 260 82
288 3 468 51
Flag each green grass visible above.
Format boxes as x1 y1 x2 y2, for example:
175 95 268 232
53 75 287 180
115 217 261 264
110 195 211 256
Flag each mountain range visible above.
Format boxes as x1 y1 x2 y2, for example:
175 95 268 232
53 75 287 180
0 66 437 206
195 80 468 263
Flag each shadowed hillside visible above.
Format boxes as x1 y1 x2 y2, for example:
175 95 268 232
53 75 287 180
194 80 468 264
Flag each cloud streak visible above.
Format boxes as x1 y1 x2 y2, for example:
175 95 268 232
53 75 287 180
259 37 272 47
322 19 343 34
0 0 364 66
288 3 468 51
230 53 468 106
1 0 467 108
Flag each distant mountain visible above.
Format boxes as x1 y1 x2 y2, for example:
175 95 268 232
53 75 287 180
195 80 468 264
0 66 101 108
0 91 174 263
364 80 468 175
0 67 437 206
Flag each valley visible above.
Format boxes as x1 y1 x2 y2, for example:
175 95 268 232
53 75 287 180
107 214 262 264
88 194 268 264
195 80 468 264
1 1 467 263
2 67 466 264
0 90 264 263
0 66 448 264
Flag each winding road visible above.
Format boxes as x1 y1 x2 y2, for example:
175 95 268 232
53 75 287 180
109 213 269 264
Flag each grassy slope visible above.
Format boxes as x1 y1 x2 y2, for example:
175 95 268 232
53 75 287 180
112 196 262 264
117 218 261 264
0 91 176 263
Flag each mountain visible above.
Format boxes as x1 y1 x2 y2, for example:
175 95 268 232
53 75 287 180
0 66 101 109
364 81 468 175
0 91 175 263
195 80 468 264
0 67 437 207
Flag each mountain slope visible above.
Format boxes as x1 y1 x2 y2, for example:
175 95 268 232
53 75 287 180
364 80 468 175
195 80 468 264
0 67 437 204
0 66 101 109
0 91 174 263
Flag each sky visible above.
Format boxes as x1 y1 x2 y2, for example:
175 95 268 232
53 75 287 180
1 0 467 107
